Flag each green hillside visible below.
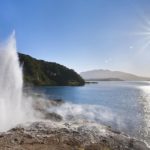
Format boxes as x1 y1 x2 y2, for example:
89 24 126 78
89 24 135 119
18 53 85 86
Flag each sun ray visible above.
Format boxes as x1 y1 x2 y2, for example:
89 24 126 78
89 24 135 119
133 32 150 36
132 15 150 53
139 39 150 53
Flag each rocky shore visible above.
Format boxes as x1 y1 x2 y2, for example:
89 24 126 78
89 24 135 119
0 98 148 150
0 120 149 150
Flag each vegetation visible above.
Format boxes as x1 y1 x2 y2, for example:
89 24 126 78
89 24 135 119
18 53 85 86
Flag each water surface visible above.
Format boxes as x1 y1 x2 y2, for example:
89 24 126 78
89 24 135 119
33 81 150 144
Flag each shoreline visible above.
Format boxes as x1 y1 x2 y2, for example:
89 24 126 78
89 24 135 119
0 120 149 150
0 97 148 149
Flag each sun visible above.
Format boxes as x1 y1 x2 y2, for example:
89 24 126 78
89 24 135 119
134 16 150 53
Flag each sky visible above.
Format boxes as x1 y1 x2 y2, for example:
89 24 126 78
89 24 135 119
0 0 150 76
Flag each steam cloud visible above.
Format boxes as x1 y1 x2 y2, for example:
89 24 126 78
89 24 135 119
0 32 35 131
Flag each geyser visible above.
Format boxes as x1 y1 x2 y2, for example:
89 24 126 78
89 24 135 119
0 32 34 131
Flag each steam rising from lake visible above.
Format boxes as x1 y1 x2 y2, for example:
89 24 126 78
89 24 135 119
48 103 124 129
0 32 35 131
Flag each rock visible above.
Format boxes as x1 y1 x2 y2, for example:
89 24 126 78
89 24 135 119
0 121 149 150
50 99 64 106
31 96 64 122
43 112 63 122
33 108 63 122
32 97 64 111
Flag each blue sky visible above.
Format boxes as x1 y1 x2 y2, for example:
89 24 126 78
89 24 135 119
0 0 150 76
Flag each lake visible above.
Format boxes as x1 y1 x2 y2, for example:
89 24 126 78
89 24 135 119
32 81 150 145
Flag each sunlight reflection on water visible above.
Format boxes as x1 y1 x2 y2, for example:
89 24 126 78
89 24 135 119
32 81 150 146
138 84 150 145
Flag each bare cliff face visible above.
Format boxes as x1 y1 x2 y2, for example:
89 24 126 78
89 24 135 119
0 120 149 150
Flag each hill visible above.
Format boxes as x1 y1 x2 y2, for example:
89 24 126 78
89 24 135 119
80 69 150 81
18 53 85 86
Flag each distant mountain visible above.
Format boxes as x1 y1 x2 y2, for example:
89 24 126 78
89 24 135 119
80 69 150 81
18 53 85 86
